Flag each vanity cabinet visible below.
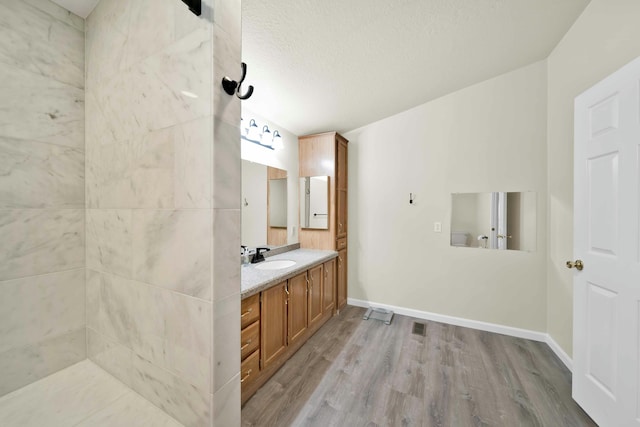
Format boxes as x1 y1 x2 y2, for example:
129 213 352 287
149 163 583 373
337 248 347 309
260 282 287 369
323 259 336 313
299 132 349 311
241 256 338 404
308 264 324 329
287 272 309 346
240 294 260 387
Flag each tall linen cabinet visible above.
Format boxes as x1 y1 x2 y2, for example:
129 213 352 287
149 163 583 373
299 132 348 311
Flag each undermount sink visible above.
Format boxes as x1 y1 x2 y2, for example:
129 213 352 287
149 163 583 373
254 260 296 270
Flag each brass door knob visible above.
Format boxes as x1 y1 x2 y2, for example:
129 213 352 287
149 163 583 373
566 259 584 271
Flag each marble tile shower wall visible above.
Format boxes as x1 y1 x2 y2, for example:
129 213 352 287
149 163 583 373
0 0 86 397
85 0 241 425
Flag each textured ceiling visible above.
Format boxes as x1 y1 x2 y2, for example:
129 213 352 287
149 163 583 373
242 0 590 135
50 0 99 18
50 0 590 136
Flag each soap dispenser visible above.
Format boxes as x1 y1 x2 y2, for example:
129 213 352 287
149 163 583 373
240 246 251 265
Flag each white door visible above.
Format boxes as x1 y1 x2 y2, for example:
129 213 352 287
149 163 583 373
573 56 640 426
497 192 507 250
489 192 507 250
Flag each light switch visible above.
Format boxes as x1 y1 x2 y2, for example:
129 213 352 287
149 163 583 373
434 222 442 233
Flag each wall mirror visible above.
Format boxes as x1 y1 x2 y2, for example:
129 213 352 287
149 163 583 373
299 176 329 230
450 191 536 251
269 178 287 228
241 160 289 248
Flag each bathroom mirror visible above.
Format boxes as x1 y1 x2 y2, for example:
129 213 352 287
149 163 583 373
241 160 289 247
450 191 536 251
299 176 329 230
269 178 287 228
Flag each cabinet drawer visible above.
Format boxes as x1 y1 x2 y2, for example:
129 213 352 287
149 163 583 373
240 349 260 386
241 294 260 329
336 238 347 250
241 320 260 360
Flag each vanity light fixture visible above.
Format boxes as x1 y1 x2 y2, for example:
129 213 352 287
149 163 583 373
272 131 283 150
241 118 284 150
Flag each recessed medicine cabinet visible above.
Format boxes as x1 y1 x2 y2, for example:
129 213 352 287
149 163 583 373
450 191 536 251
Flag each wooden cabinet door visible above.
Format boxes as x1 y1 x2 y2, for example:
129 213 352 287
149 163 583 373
337 138 347 190
308 264 323 328
336 138 348 238
337 248 347 310
337 188 347 238
323 259 336 314
261 282 287 368
288 272 308 346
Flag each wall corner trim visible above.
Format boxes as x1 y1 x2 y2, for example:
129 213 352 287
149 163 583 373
544 333 573 372
347 298 573 372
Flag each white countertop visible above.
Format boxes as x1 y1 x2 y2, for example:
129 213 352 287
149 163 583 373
241 249 338 299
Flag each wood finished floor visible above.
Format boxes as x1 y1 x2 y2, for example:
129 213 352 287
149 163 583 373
241 306 597 427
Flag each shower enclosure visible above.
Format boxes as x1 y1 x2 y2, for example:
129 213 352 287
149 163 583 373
0 0 241 425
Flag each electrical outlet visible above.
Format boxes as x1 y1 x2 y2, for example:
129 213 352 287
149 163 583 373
434 222 442 233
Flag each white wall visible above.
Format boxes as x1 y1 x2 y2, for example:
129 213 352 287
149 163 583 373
547 0 640 356
345 61 548 332
241 108 299 244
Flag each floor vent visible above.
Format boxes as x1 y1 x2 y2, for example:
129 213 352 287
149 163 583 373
362 307 394 325
412 322 426 336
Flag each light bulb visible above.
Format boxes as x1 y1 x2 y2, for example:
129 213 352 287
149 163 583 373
247 119 260 141
261 125 272 147
272 130 284 150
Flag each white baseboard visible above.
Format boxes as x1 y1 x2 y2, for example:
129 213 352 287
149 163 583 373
347 297 573 372
544 334 573 372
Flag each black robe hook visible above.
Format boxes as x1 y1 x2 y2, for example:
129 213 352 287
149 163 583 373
222 63 254 100
180 0 201 16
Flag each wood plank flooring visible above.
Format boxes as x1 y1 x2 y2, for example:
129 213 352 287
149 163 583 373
241 306 597 427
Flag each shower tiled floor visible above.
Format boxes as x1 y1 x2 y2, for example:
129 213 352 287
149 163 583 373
0 360 183 427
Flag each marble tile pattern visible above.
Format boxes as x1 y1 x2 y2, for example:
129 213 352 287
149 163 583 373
0 1 84 88
84 0 233 425
0 137 84 209
86 269 211 392
212 294 240 392
86 209 132 277
0 329 86 398
0 209 85 281
211 0 242 425
0 59 84 149
0 360 185 427
75 389 184 427
0 269 85 354
86 328 208 427
131 209 212 299
0 0 86 397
